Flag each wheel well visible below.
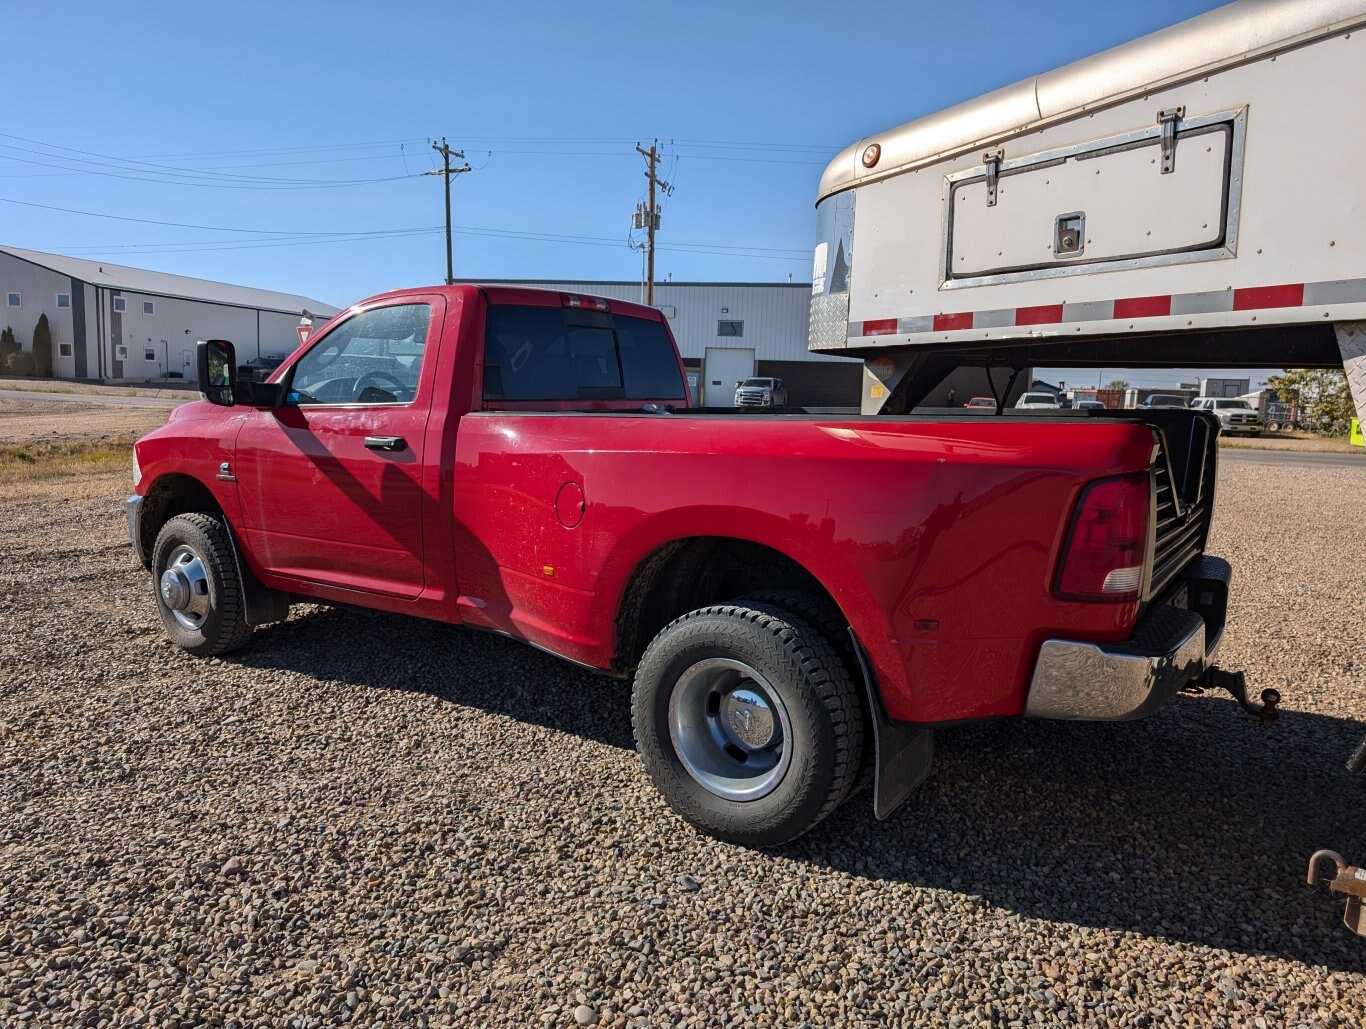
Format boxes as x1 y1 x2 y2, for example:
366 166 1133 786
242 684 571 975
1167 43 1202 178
614 537 844 674
137 474 223 568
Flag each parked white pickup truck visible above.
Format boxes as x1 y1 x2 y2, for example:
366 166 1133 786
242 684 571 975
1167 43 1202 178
1192 397 1262 436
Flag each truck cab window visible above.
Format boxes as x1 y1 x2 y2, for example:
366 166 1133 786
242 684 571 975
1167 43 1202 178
290 303 431 406
484 305 683 402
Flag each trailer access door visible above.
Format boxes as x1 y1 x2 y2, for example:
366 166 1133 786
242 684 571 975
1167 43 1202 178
946 111 1242 286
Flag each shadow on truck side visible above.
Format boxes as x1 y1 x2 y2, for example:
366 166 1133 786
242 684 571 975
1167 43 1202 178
235 603 1365 973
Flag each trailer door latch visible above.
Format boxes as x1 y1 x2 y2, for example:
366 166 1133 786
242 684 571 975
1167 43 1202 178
983 149 1003 206
1158 106 1185 174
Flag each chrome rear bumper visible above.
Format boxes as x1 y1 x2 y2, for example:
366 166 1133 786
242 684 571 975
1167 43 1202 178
1026 556 1231 721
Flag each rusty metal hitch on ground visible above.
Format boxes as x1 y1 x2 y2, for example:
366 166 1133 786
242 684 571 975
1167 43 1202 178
1181 666 1281 724
1306 851 1366 937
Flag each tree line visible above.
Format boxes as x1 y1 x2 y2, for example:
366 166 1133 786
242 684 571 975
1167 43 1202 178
0 314 54 377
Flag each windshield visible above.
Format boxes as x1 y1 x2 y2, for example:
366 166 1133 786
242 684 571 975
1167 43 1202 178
741 378 774 388
1021 394 1054 403
1214 400 1253 409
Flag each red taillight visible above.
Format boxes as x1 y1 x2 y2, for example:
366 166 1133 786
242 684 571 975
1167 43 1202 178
563 293 610 312
1055 473 1149 602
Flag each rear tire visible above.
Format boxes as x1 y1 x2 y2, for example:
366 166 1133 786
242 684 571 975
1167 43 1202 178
632 601 864 846
151 513 252 657
738 589 875 790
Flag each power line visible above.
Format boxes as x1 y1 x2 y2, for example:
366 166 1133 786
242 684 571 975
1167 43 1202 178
0 141 424 190
15 224 806 261
1 195 811 258
30 229 444 256
0 151 420 179
32 229 442 252
0 131 430 185
0 196 422 236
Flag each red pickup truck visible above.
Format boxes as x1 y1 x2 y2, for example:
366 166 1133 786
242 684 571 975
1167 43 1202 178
128 284 1239 845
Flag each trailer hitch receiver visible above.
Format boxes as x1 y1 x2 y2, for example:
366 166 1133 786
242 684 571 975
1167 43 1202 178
1184 666 1280 724
1306 850 1366 937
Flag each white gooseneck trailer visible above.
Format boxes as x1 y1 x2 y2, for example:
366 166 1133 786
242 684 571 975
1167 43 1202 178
809 0 1366 417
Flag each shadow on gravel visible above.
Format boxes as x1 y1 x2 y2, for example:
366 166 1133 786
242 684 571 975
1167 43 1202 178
236 603 635 750
787 704 1366 973
234 605 1365 972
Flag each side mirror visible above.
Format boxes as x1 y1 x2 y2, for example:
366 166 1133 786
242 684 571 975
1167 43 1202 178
197 339 236 406
197 339 289 408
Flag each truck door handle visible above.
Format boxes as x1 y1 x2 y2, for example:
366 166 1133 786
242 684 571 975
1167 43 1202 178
363 435 406 452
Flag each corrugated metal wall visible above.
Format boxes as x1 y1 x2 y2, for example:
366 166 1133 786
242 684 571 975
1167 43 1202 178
0 253 81 375
107 290 258 380
104 294 309 380
2 251 318 382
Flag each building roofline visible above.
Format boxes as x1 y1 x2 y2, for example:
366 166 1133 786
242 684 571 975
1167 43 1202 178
0 245 338 316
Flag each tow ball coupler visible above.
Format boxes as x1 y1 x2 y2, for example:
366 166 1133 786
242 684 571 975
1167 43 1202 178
1180 667 1281 724
1306 851 1366 937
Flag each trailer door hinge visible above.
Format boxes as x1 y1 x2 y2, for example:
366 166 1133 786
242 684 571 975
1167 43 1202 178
983 149 1003 206
1158 106 1185 174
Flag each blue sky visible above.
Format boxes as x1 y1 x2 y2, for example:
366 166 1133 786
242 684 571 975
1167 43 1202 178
3 0 1229 312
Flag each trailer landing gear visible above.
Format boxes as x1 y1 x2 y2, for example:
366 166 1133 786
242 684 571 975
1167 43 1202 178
1181 666 1281 724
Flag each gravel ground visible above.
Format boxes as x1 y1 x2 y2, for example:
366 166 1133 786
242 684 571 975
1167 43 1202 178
1 457 1364 1027
0 378 197 398
0 398 169 444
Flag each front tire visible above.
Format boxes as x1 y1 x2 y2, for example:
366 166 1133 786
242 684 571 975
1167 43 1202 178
150 513 252 657
632 601 864 846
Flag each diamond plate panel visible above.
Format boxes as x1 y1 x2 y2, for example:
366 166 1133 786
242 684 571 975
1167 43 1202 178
1337 322 1366 421
808 291 849 350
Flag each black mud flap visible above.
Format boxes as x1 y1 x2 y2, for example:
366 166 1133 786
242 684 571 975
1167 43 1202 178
850 630 934 819
226 527 291 627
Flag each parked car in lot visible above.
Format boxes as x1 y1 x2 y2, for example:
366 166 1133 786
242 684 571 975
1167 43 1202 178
1138 394 1189 409
129 285 1238 846
1191 397 1262 436
734 377 787 407
962 396 996 409
237 356 285 382
1074 400 1108 411
1014 392 1061 409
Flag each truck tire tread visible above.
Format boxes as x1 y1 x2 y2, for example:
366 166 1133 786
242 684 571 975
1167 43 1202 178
632 601 864 846
151 512 253 657
737 589 874 795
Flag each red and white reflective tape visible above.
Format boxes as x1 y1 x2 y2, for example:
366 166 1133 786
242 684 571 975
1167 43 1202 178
851 278 1366 339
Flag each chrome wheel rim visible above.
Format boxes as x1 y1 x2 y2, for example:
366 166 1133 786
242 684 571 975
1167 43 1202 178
667 657 793 801
159 544 211 632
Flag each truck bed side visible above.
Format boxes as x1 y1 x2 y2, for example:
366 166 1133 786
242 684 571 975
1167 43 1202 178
451 412 1159 724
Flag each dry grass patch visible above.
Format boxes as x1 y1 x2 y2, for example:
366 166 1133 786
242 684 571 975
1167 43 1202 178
1218 435 1359 454
0 436 135 481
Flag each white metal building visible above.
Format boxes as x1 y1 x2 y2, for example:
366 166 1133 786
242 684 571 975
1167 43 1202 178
0 246 338 383
474 280 863 407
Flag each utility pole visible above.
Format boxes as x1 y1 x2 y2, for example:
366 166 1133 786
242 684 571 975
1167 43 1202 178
426 138 471 285
634 141 671 305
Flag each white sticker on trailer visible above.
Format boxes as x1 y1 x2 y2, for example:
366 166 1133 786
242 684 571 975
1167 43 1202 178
949 126 1230 278
812 242 828 294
